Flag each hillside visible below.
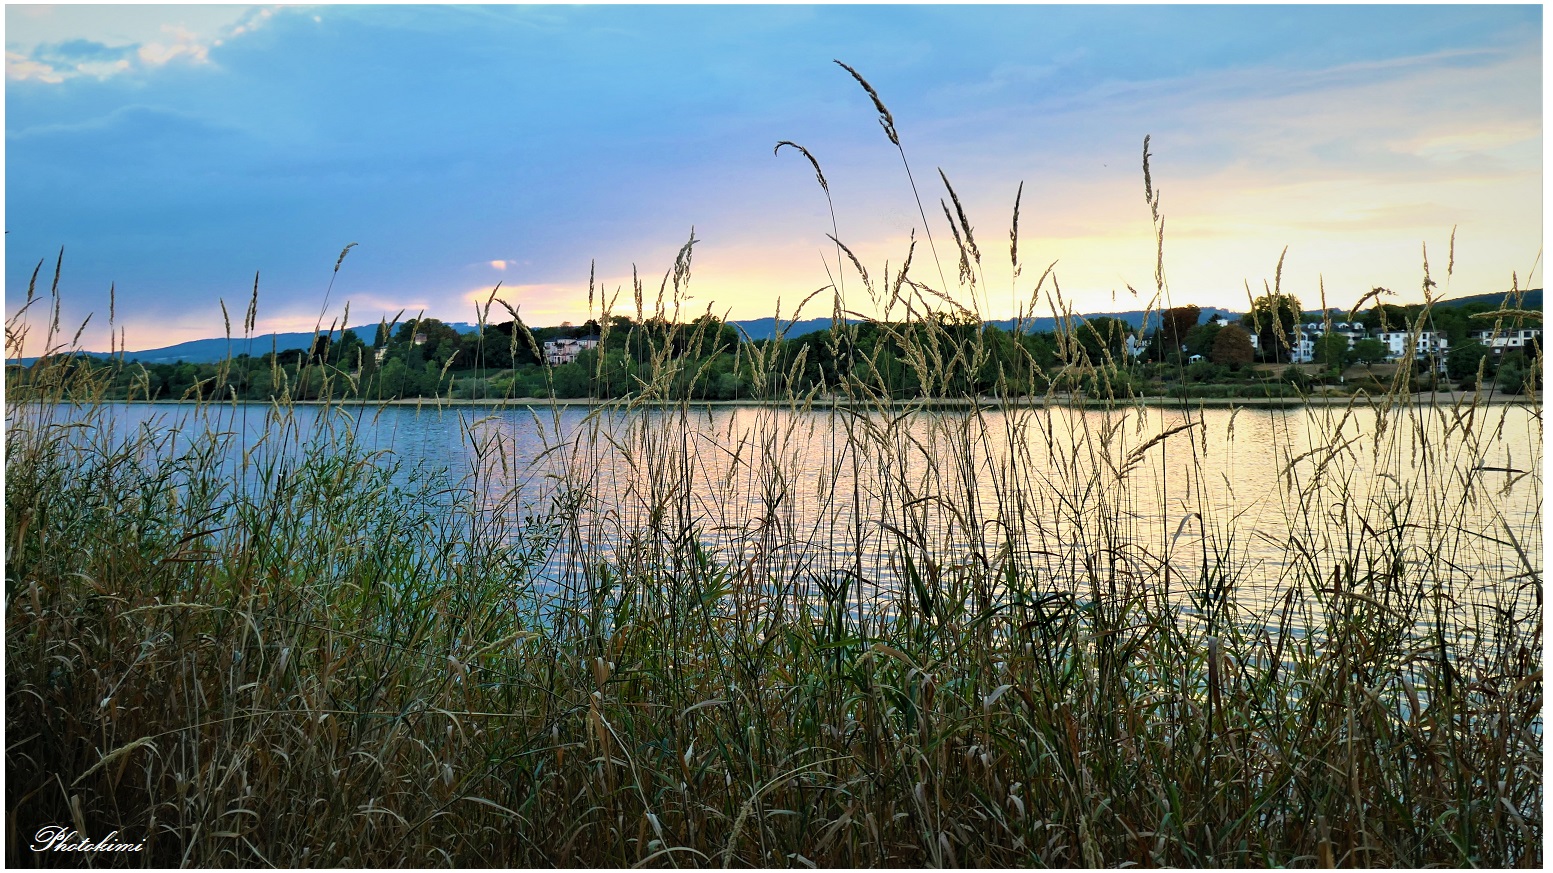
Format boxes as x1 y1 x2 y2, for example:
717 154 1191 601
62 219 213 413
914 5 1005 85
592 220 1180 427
1430 288 1541 311
9 289 1538 366
9 323 480 366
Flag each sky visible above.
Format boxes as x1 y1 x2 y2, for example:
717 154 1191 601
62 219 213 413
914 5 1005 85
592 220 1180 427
4 4 1544 355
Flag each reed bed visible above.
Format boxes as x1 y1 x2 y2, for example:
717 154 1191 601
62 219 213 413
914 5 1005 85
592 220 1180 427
6 77 1542 867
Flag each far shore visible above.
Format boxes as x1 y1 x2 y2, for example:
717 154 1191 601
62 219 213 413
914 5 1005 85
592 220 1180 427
85 390 1539 410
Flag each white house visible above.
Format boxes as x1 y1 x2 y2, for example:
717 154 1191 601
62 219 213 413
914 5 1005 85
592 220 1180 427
1287 335 1316 364
543 335 601 366
1471 327 1541 356
1301 321 1365 346
1374 330 1449 362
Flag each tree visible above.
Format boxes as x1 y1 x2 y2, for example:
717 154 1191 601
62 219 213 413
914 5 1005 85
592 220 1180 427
377 358 410 398
859 347 920 397
1312 333 1352 367
1357 302 1411 332
461 329 508 371
166 362 201 398
245 368 274 401
1446 340 1490 384
295 365 327 401
1020 333 1059 371
1352 338 1389 365
1496 351 1538 394
603 315 636 352
682 314 739 359
1158 305 1201 359
325 330 367 368
394 318 462 358
418 360 449 396
1210 324 1255 367
487 320 542 367
1426 307 1472 344
594 350 640 398
792 331 839 390
1074 316 1131 363
270 347 309 368
1244 293 1301 362
1183 323 1222 360
712 370 745 400
551 362 589 398
308 334 332 364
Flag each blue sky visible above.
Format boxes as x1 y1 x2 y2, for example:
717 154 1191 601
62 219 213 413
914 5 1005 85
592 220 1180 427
5 4 1543 354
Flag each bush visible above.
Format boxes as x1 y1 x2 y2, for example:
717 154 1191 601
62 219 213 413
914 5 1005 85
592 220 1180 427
1083 366 1145 399
1281 365 1311 393
1185 360 1224 382
453 377 493 400
1496 352 1538 394
1240 381 1297 398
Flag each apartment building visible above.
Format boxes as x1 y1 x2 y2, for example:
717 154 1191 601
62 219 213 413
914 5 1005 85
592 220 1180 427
543 335 601 366
1471 327 1541 355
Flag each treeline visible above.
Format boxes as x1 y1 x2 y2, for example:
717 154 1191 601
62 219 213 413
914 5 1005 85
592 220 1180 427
1147 296 1541 394
10 293 1541 403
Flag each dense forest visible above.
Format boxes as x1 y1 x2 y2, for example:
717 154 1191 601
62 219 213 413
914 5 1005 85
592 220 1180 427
10 293 1540 403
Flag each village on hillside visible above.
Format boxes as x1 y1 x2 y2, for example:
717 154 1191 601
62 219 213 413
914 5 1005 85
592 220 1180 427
10 291 1541 403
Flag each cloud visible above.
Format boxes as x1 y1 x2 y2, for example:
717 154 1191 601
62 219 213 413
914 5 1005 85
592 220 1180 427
5 6 279 82
1403 126 1541 163
489 260 508 271
46 38 135 63
893 41 1540 310
5 50 64 83
7 38 140 82
138 25 211 67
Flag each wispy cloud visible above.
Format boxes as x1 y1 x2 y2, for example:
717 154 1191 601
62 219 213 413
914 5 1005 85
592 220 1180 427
5 50 64 83
5 5 279 82
137 25 211 68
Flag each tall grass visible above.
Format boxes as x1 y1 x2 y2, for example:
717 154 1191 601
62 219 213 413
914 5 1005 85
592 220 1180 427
6 69 1542 867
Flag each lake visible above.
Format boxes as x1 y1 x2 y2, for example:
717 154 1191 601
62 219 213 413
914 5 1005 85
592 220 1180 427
26 399 1542 638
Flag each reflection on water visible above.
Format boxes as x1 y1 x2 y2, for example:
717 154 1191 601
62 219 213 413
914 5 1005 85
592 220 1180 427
54 399 1543 633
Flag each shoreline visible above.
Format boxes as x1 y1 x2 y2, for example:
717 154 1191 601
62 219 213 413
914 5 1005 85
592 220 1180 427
64 390 1540 410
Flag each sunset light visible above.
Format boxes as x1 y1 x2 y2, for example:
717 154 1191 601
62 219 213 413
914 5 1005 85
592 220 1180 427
5 5 1541 353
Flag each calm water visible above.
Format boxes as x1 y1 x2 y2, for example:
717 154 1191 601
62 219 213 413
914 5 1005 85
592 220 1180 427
27 399 1543 632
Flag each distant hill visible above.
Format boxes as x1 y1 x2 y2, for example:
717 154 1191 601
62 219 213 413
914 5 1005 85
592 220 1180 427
727 306 1245 341
990 306 1244 334
10 290 1537 366
1431 288 1541 311
1295 289 1542 320
8 322 481 366
109 325 381 366
716 292 1543 340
